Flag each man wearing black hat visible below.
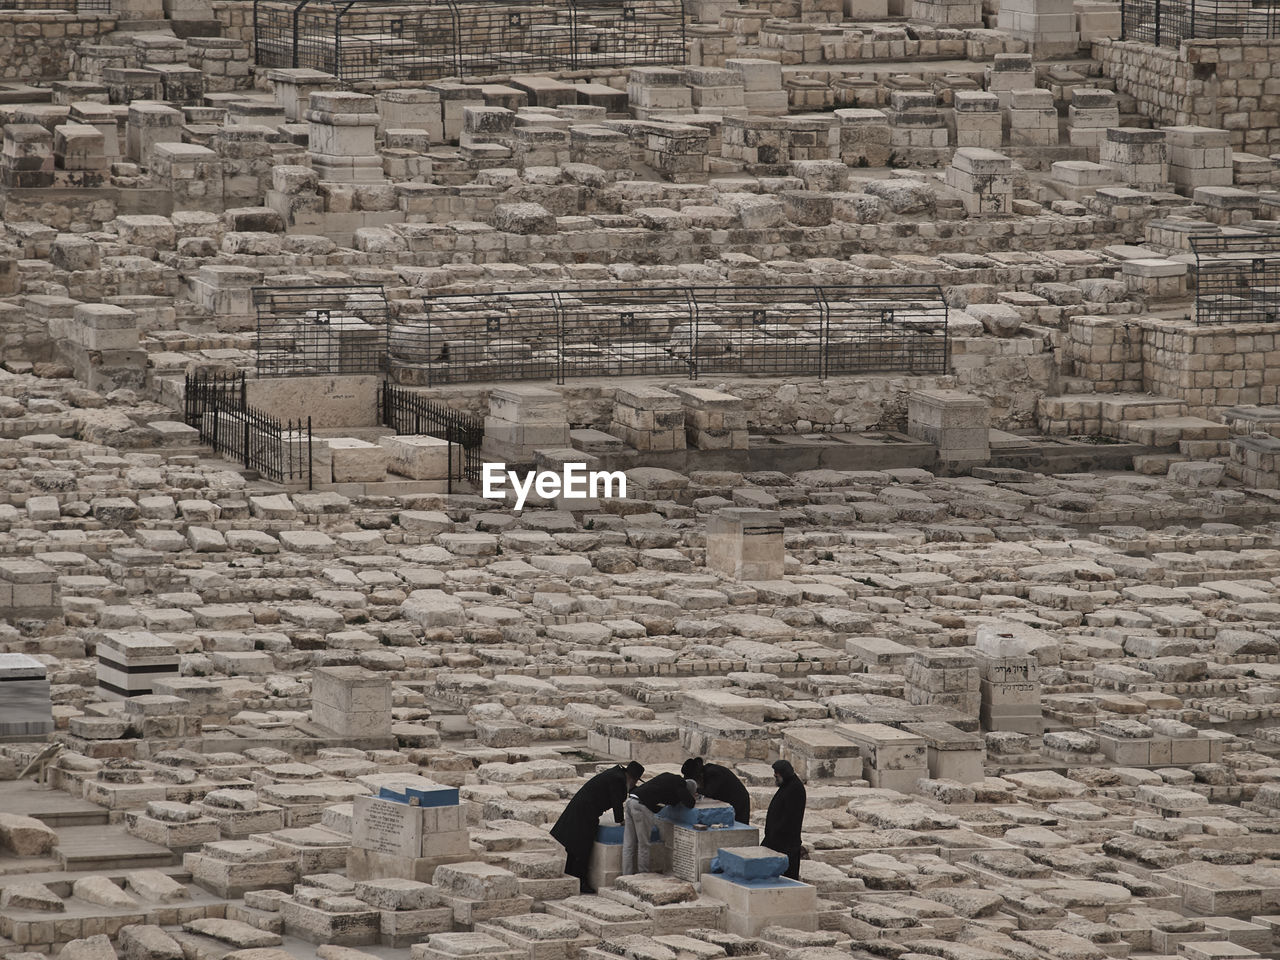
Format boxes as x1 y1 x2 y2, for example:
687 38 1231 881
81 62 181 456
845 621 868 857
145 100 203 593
681 757 751 825
763 759 806 881
551 761 644 894
622 771 698 875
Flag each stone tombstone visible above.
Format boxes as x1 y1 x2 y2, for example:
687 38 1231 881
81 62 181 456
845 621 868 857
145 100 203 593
0 653 54 739
975 623 1043 735
706 508 785 581
311 665 392 738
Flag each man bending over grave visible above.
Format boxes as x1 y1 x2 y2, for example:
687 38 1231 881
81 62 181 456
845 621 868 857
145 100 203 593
551 760 644 894
622 771 698 875
682 756 751 825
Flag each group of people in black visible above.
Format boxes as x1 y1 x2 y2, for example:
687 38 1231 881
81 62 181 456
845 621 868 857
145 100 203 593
549 756 807 894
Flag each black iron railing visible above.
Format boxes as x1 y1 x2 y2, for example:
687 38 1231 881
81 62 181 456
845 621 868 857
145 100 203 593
184 372 314 488
1120 0 1280 45
1192 234 1280 324
378 381 483 491
253 284 389 377
254 0 686 84
0 0 111 10
390 284 949 386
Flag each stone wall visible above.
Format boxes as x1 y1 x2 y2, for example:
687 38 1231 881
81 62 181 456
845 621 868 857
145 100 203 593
1139 317 1280 414
0 12 116 82
1094 37 1280 153
422 337 1057 435
210 0 254 51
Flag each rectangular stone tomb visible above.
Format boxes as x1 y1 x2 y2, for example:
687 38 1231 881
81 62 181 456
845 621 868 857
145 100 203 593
0 652 54 738
96 631 180 700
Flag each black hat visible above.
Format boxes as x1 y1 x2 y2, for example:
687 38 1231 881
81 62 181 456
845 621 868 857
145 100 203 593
681 757 705 779
625 761 645 780
772 759 795 778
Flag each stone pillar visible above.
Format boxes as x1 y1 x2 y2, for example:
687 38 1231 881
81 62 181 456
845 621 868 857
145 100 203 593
1099 127 1168 190
460 106 515 150
945 148 1014 215
643 122 709 183
685 66 745 112
126 102 183 167
512 126 569 170
307 91 383 183
0 653 53 740
269 67 340 122
482 385 571 464
97 631 180 700
834 108 890 165
1164 125 1232 195
996 0 1080 55
953 91 1001 149
311 665 392 738
904 648 981 718
380 435 450 480
907 388 990 468
727 58 788 116
1068 88 1120 155
706 508 784 581
1006 88 1059 146
975 624 1043 735
1121 258 1188 301
569 125 630 169
347 777 470 882
782 727 865 779
611 385 686 452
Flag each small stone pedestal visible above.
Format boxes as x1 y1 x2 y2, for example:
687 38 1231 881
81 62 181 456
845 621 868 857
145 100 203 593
837 722 928 793
126 102 183 167
483 385 570 464
312 665 392 738
185 839 300 898
953 91 1001 149
269 67 340 122
700 847 817 936
907 389 990 468
911 0 982 24
611 385 686 452
0 653 53 740
904 721 985 783
381 435 450 480
976 623 1043 735
782 726 865 780
672 386 748 450
0 558 61 622
946 148 1013 215
1165 125 1232 194
996 0 1080 55
432 863 533 930
1068 88 1120 155
905 647 981 717
97 631 180 700
1099 127 1168 190
706 508 784 581
307 91 383 183
1006 88 1059 146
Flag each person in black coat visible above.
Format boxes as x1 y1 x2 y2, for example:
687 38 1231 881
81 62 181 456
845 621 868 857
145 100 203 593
681 757 750 825
551 761 644 894
762 758 806 881
623 771 698 874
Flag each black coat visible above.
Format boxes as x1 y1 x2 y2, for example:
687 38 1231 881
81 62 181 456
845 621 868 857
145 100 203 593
762 770 806 854
632 772 696 812
701 763 750 824
550 765 628 878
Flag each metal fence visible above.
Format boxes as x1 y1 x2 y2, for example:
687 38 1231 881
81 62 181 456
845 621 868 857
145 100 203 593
0 0 110 10
385 285 949 386
1120 0 1280 45
253 0 686 84
379 381 483 490
184 371 314 488
1192 234 1280 324
253 284 390 377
